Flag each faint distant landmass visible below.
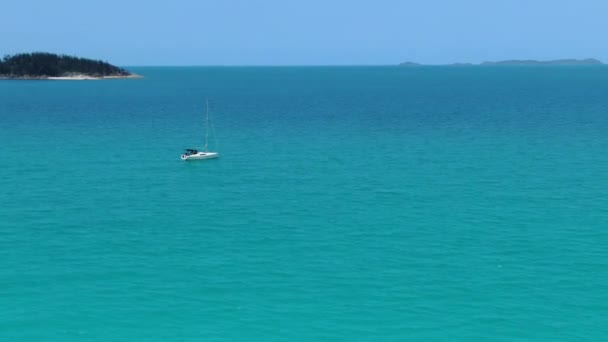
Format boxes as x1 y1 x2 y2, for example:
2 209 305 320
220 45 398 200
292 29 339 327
480 58 604 66
399 61 421 66
399 58 604 66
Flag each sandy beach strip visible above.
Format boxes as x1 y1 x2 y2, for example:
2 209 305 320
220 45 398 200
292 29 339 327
47 75 100 80
46 74 143 80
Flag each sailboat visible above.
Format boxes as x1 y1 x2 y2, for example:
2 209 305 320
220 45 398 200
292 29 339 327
181 100 219 160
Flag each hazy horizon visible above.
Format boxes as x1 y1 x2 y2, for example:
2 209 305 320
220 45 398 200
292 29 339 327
2 0 607 66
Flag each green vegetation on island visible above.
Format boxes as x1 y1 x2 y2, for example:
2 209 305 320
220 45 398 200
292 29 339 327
0 52 139 79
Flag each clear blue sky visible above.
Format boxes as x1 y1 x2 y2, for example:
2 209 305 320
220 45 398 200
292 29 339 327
2 0 607 65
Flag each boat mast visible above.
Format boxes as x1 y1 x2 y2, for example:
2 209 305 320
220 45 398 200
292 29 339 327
204 99 209 152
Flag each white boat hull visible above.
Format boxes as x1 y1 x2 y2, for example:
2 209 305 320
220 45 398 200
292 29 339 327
181 152 219 160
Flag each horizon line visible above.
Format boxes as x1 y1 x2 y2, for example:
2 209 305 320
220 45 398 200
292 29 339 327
122 63 607 67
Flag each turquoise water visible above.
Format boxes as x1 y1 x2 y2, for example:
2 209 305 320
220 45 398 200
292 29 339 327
1 66 607 341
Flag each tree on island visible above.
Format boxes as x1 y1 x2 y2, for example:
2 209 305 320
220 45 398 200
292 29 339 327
0 52 132 78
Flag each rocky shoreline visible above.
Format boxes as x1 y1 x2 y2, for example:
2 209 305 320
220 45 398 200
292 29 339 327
0 73 143 80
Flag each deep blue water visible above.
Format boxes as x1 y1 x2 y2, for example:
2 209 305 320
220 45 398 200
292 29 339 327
1 66 607 341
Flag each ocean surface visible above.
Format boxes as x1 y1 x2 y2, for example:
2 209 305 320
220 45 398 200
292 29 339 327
1 66 607 341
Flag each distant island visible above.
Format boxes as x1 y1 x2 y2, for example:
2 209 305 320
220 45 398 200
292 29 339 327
0 52 141 80
399 58 604 66
480 58 604 66
398 61 421 66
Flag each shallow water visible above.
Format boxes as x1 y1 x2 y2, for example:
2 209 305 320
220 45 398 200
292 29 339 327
1 66 607 341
